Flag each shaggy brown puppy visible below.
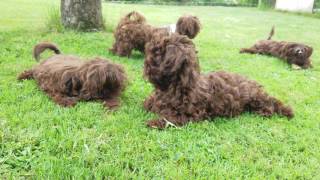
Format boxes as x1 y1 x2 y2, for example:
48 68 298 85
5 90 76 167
176 15 201 39
109 11 153 57
240 27 313 69
144 33 294 129
110 11 201 57
18 42 127 108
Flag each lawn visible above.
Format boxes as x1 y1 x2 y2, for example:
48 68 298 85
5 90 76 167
1 0 320 178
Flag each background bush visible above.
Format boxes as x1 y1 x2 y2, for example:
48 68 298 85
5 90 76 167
315 0 320 9
104 0 259 6
105 0 320 10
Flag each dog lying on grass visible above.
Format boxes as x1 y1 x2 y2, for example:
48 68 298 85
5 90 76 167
240 26 313 69
18 42 127 109
110 11 201 57
144 33 294 129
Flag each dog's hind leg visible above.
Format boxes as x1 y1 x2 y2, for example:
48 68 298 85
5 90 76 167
240 48 259 54
17 70 34 80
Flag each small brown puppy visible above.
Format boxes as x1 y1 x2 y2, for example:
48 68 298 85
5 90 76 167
110 11 201 57
18 42 127 108
110 11 153 57
144 33 293 129
240 26 313 69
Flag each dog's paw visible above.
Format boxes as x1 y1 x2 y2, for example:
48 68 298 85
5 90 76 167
53 96 77 107
146 119 167 130
239 48 247 53
61 98 77 107
291 64 302 70
103 99 119 110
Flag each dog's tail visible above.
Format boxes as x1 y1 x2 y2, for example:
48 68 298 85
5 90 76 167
267 26 275 40
121 11 146 25
33 42 61 61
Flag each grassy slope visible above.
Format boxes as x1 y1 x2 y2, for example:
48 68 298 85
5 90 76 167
0 0 320 178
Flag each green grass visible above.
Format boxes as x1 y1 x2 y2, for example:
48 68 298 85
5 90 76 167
1 0 320 178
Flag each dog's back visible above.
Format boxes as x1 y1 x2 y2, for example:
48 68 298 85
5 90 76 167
118 11 146 27
36 55 83 72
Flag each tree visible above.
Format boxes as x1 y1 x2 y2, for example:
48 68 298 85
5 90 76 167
61 0 104 31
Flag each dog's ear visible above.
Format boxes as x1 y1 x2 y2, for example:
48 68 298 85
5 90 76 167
63 77 81 96
65 78 73 96
104 64 126 91
305 46 313 58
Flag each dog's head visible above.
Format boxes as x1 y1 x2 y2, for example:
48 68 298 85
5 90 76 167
176 15 201 39
286 43 313 68
110 40 133 57
80 59 127 99
144 33 199 91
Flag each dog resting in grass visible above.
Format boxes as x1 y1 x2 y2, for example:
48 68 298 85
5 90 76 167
143 33 294 129
18 42 127 109
110 11 201 57
240 26 313 69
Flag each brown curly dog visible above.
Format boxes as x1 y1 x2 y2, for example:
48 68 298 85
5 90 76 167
240 26 313 69
110 11 201 57
144 33 294 129
18 42 127 109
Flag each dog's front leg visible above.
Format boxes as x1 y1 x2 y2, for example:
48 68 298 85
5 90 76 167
143 94 155 112
103 98 120 110
146 116 189 130
301 60 313 69
51 94 79 107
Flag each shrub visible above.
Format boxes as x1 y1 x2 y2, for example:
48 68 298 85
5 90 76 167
46 6 64 33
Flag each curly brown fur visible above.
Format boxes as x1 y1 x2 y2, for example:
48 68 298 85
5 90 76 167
240 26 313 69
18 42 127 109
144 33 293 129
175 15 201 39
109 11 152 57
110 11 201 57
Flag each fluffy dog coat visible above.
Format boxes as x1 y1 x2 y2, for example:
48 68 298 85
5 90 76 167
18 42 127 108
110 11 201 57
240 27 313 69
144 34 294 129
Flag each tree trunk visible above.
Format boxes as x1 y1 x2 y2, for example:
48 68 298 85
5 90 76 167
258 0 263 8
61 0 104 31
